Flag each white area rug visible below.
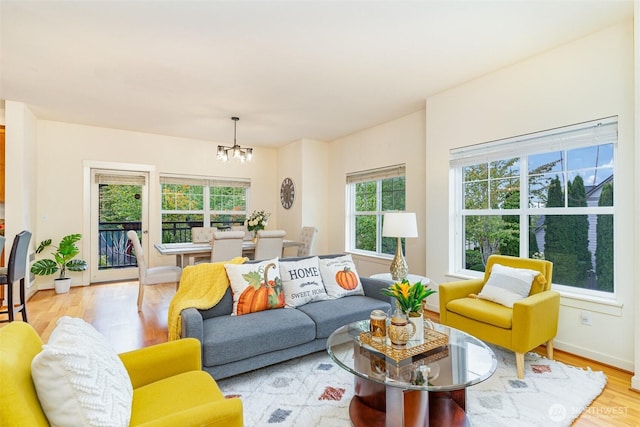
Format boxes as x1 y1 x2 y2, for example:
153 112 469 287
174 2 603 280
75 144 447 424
467 346 606 426
217 345 606 427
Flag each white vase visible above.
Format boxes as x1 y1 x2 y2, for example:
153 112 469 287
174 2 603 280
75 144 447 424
408 311 424 342
54 278 71 294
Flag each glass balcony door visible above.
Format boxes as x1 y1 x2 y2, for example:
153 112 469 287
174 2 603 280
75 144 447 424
90 169 149 283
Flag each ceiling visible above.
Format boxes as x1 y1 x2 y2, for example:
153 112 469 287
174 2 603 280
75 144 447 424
0 0 633 148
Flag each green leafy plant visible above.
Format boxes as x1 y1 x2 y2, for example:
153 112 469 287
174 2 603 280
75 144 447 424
381 279 436 314
30 234 88 279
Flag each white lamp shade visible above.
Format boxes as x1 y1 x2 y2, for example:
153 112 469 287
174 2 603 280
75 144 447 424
382 212 418 238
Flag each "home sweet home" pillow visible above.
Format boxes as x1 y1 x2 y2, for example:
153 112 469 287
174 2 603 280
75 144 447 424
279 256 328 307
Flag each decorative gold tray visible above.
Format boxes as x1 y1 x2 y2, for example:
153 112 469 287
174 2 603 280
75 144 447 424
385 347 450 384
359 328 449 363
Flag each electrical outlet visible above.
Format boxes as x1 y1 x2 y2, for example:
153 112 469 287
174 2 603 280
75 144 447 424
580 311 592 326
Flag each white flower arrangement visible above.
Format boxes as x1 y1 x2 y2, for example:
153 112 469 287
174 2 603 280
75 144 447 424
246 210 270 233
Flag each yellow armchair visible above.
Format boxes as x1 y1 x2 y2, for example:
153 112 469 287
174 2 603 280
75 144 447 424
0 321 243 427
439 255 559 379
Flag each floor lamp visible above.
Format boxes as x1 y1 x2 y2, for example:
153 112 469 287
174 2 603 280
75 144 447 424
382 212 418 281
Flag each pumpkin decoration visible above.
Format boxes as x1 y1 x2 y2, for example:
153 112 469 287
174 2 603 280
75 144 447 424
237 277 269 315
237 263 284 315
264 263 285 308
335 266 358 290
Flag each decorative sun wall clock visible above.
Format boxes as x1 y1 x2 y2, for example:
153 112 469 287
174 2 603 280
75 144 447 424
280 177 295 209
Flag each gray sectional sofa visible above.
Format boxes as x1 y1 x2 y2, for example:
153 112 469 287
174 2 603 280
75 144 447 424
180 254 393 379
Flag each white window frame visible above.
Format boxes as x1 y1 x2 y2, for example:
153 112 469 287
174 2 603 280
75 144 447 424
450 117 617 297
346 164 406 257
160 174 250 239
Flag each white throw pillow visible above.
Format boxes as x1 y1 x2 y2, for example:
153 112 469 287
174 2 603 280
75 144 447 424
225 257 284 315
478 263 540 308
31 316 133 427
279 256 328 307
318 254 364 299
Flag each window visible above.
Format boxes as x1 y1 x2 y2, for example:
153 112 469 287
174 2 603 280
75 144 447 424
451 118 616 294
347 165 406 256
160 175 249 243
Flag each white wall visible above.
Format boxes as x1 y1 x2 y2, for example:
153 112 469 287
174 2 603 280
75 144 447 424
4 101 38 296
277 138 329 256
33 120 279 287
327 110 426 278
277 140 303 256
426 21 636 370
632 0 640 392
299 139 329 255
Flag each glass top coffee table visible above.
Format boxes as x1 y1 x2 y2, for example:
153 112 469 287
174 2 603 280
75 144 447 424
327 320 497 427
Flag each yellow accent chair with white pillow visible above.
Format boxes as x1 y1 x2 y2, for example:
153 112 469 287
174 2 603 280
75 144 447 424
0 321 243 427
439 255 558 379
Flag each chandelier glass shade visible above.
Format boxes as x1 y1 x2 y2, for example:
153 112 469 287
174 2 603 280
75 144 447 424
217 117 253 162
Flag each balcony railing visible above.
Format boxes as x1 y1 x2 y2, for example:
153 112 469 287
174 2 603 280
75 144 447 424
161 220 246 243
98 220 246 270
98 222 140 270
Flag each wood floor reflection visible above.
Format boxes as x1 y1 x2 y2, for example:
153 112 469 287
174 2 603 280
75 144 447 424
9 281 174 354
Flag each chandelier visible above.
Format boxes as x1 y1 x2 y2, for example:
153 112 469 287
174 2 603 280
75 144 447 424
216 117 253 162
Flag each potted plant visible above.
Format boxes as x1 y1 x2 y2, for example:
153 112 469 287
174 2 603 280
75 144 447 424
30 233 88 294
381 278 436 341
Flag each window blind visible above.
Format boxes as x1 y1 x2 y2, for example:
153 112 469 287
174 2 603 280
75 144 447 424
346 164 405 184
450 117 617 168
160 175 250 188
208 178 251 188
94 171 147 186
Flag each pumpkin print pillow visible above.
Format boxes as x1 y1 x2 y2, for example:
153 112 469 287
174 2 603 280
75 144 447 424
318 254 364 299
279 256 328 308
225 258 284 316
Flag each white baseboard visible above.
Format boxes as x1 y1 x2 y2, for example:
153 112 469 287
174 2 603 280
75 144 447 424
542 339 633 372
425 302 439 313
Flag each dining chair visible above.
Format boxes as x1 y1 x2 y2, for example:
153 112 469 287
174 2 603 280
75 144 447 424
297 226 318 257
0 230 32 323
189 227 218 263
231 225 252 241
211 231 245 262
254 230 286 260
191 227 217 243
127 230 182 312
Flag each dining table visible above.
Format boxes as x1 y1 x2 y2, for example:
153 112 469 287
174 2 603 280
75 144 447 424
154 240 301 268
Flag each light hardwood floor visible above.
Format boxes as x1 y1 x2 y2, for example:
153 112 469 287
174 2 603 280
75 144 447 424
2 281 639 426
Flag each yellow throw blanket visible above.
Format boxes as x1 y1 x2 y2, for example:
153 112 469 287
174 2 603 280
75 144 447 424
168 257 246 341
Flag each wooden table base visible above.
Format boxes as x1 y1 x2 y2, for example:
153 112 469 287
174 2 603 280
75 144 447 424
350 376 469 427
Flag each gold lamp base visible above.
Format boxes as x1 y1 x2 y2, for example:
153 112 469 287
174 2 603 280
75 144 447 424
390 237 409 281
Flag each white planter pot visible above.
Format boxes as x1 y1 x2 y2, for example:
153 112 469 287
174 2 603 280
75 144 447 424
54 278 72 294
